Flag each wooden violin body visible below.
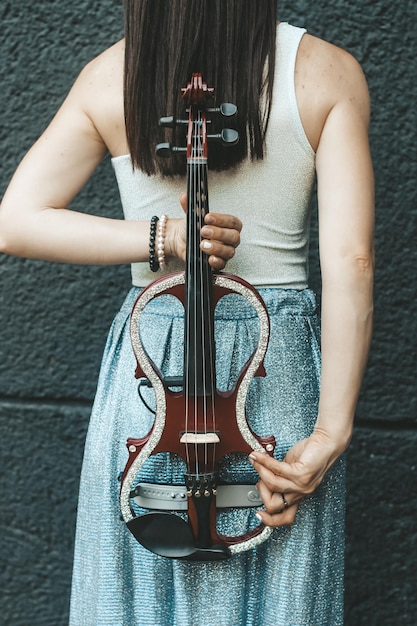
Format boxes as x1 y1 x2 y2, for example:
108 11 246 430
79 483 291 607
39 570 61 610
119 75 276 560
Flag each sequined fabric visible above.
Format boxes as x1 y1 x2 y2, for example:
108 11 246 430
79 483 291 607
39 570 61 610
70 288 345 625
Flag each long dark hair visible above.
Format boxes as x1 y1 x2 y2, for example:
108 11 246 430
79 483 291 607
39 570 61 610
124 0 277 175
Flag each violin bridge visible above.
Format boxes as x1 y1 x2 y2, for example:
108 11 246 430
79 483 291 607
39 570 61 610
179 432 220 444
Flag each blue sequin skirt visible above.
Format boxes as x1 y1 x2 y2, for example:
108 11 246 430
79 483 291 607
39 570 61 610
70 287 345 626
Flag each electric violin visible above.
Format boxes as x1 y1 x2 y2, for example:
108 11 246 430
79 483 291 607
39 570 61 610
120 75 276 560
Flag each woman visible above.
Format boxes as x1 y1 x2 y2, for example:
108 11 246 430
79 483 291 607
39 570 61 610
0 1 374 624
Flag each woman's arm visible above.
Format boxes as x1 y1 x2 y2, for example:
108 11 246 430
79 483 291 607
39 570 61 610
0 53 241 269
314 56 374 450
250 48 374 527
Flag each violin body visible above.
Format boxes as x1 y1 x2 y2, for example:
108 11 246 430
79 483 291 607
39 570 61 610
120 75 276 560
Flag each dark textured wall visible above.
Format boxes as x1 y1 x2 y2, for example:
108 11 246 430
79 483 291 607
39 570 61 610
1 1 416 624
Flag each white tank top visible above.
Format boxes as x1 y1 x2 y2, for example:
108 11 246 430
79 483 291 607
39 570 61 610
112 23 315 289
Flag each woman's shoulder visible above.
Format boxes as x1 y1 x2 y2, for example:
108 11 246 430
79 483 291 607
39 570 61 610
298 32 369 107
294 30 370 150
69 40 127 155
81 39 125 81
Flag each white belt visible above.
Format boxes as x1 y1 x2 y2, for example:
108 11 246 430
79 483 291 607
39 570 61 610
131 482 262 511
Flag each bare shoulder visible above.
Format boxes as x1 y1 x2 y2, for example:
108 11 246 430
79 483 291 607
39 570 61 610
79 39 125 89
68 39 127 155
305 34 368 107
295 33 370 150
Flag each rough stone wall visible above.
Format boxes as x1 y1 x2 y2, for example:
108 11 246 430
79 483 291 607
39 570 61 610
1 1 416 624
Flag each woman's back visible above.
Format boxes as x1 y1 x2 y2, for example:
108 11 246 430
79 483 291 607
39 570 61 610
81 22 364 159
112 23 315 288
69 21 367 290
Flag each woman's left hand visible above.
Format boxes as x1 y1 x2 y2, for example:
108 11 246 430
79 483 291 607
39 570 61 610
249 428 348 527
170 193 242 270
200 210 242 270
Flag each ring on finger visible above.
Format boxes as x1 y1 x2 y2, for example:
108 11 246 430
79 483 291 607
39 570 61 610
278 492 289 513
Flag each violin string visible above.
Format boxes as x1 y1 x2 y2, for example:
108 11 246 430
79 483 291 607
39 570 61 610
184 136 191 473
198 113 209 470
199 110 217 475
203 113 217 474
207 177 217 475
186 104 220 482
194 117 200 477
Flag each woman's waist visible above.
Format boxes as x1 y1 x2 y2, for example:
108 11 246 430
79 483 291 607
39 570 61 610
130 252 309 294
124 279 317 320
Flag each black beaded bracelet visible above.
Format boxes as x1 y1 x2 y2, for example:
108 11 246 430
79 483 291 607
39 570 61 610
149 215 160 272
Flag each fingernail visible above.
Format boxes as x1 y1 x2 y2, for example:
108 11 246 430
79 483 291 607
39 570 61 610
248 453 256 464
202 227 213 237
255 513 263 521
202 241 212 250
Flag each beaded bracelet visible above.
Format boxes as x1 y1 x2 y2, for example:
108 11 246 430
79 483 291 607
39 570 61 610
156 214 168 271
149 215 160 272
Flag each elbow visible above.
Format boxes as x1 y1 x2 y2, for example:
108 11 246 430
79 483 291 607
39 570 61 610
354 247 375 297
322 247 375 290
350 252 375 289
0 233 13 257
0 209 12 256
0 211 11 255
0 203 23 257
352 248 374 275
337 244 374 275
352 252 374 311
346 251 375 286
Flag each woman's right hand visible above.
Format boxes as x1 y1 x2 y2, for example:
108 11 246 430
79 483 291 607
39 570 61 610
249 427 349 528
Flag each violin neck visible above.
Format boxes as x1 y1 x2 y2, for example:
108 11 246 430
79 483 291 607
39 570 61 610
184 160 216 396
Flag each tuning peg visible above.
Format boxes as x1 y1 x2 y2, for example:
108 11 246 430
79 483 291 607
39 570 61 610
159 116 188 128
156 142 187 158
207 128 239 146
219 103 237 117
206 103 237 117
156 142 172 157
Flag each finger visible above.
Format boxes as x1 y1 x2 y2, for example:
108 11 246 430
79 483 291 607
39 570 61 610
249 451 304 483
254 463 297 495
201 239 236 263
249 452 290 483
204 212 242 232
257 480 303 515
200 225 241 249
180 193 187 212
257 482 290 514
208 255 226 270
256 504 298 528
249 451 286 472
250 453 308 496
